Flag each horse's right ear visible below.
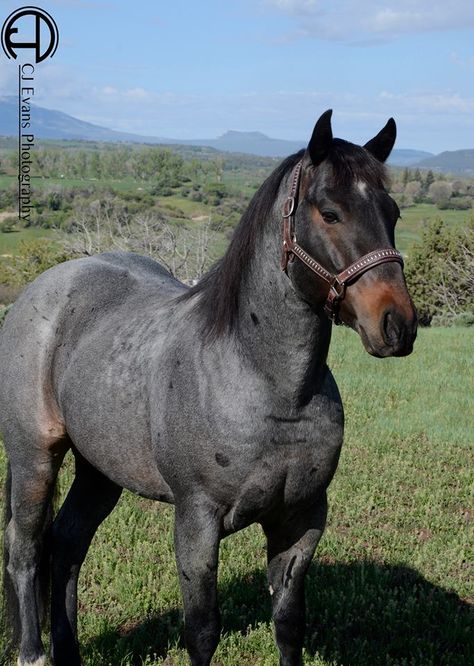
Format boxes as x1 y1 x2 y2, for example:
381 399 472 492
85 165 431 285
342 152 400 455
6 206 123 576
307 109 333 166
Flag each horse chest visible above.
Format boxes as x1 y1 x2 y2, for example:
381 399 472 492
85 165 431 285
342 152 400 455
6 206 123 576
156 346 343 525
220 437 340 532
214 415 343 532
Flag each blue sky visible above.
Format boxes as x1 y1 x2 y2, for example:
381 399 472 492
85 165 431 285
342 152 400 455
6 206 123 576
1 0 473 152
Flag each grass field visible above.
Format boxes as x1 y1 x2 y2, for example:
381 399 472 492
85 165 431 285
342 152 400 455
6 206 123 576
0 227 58 256
396 203 472 253
0 326 472 665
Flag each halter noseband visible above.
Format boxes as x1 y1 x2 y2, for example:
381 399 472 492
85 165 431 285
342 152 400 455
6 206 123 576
280 160 404 323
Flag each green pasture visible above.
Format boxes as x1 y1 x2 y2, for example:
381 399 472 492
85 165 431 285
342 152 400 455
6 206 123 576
0 173 157 192
396 203 472 254
0 227 58 256
0 326 472 665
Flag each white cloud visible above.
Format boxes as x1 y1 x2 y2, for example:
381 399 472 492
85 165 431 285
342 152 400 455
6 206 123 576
264 0 474 42
379 90 474 114
1 61 472 151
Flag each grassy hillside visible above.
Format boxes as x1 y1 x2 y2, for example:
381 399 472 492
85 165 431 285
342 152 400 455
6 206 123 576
0 326 472 665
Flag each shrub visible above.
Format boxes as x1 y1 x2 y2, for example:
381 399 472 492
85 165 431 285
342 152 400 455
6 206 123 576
405 218 474 325
0 239 74 288
436 197 472 211
0 217 17 233
428 181 453 204
0 283 22 306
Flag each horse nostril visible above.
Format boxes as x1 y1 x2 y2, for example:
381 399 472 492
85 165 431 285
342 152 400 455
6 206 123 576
382 309 403 348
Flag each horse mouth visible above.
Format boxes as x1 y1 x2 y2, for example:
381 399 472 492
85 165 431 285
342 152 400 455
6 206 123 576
357 322 416 358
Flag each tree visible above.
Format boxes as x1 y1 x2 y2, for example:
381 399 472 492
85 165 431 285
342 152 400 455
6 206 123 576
424 170 435 192
428 181 452 204
404 181 422 204
67 206 218 283
90 152 102 179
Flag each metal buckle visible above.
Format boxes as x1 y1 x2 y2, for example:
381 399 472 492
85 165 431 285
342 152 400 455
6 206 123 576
330 279 345 299
324 280 346 324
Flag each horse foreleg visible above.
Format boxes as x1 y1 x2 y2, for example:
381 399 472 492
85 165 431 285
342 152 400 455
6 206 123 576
51 453 122 666
263 494 328 666
174 498 221 666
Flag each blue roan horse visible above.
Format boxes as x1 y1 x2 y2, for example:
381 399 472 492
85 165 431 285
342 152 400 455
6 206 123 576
0 110 416 666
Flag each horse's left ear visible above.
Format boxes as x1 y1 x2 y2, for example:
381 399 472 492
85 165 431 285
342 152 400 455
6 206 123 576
364 118 397 162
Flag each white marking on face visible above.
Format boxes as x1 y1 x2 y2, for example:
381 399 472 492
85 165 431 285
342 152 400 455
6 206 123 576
269 584 274 595
356 180 368 197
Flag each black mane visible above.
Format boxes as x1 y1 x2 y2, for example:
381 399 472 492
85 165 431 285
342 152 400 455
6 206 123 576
180 150 305 339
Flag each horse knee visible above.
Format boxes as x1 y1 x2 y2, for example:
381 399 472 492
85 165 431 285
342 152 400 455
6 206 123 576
6 520 40 581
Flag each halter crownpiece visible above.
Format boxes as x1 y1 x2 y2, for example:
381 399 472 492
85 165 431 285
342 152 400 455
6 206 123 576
281 160 404 323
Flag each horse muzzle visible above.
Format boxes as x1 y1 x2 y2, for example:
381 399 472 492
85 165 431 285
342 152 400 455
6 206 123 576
345 281 418 358
357 306 418 357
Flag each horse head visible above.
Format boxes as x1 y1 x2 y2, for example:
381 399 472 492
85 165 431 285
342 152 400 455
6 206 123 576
284 110 417 357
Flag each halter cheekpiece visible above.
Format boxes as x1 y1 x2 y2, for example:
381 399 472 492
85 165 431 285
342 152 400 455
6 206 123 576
280 160 404 323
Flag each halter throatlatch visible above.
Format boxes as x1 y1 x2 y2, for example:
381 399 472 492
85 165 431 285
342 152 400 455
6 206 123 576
281 160 404 323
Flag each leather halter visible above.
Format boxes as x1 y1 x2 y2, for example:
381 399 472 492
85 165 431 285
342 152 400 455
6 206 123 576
280 160 404 322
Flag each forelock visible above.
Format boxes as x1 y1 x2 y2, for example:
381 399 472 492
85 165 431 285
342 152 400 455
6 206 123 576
327 139 389 190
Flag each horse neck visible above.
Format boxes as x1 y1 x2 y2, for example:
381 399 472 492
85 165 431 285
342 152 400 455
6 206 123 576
235 193 332 407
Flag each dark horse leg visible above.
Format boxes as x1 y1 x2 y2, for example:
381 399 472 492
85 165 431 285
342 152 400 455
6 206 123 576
174 498 221 666
4 434 66 666
263 494 328 666
51 452 122 666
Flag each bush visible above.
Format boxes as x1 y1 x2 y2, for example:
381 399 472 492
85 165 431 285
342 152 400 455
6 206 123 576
0 283 22 306
436 197 472 211
405 218 474 325
0 239 74 288
0 217 17 233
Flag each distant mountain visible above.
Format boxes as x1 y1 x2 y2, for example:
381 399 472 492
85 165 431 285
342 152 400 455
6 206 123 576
0 98 472 172
387 149 434 167
183 130 304 157
414 150 474 175
183 134 434 165
0 96 168 144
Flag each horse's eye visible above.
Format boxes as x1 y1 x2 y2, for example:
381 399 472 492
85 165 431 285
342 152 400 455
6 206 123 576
321 210 339 224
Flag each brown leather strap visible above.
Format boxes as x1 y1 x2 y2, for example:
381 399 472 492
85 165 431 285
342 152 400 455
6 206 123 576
280 160 404 322
336 248 404 285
